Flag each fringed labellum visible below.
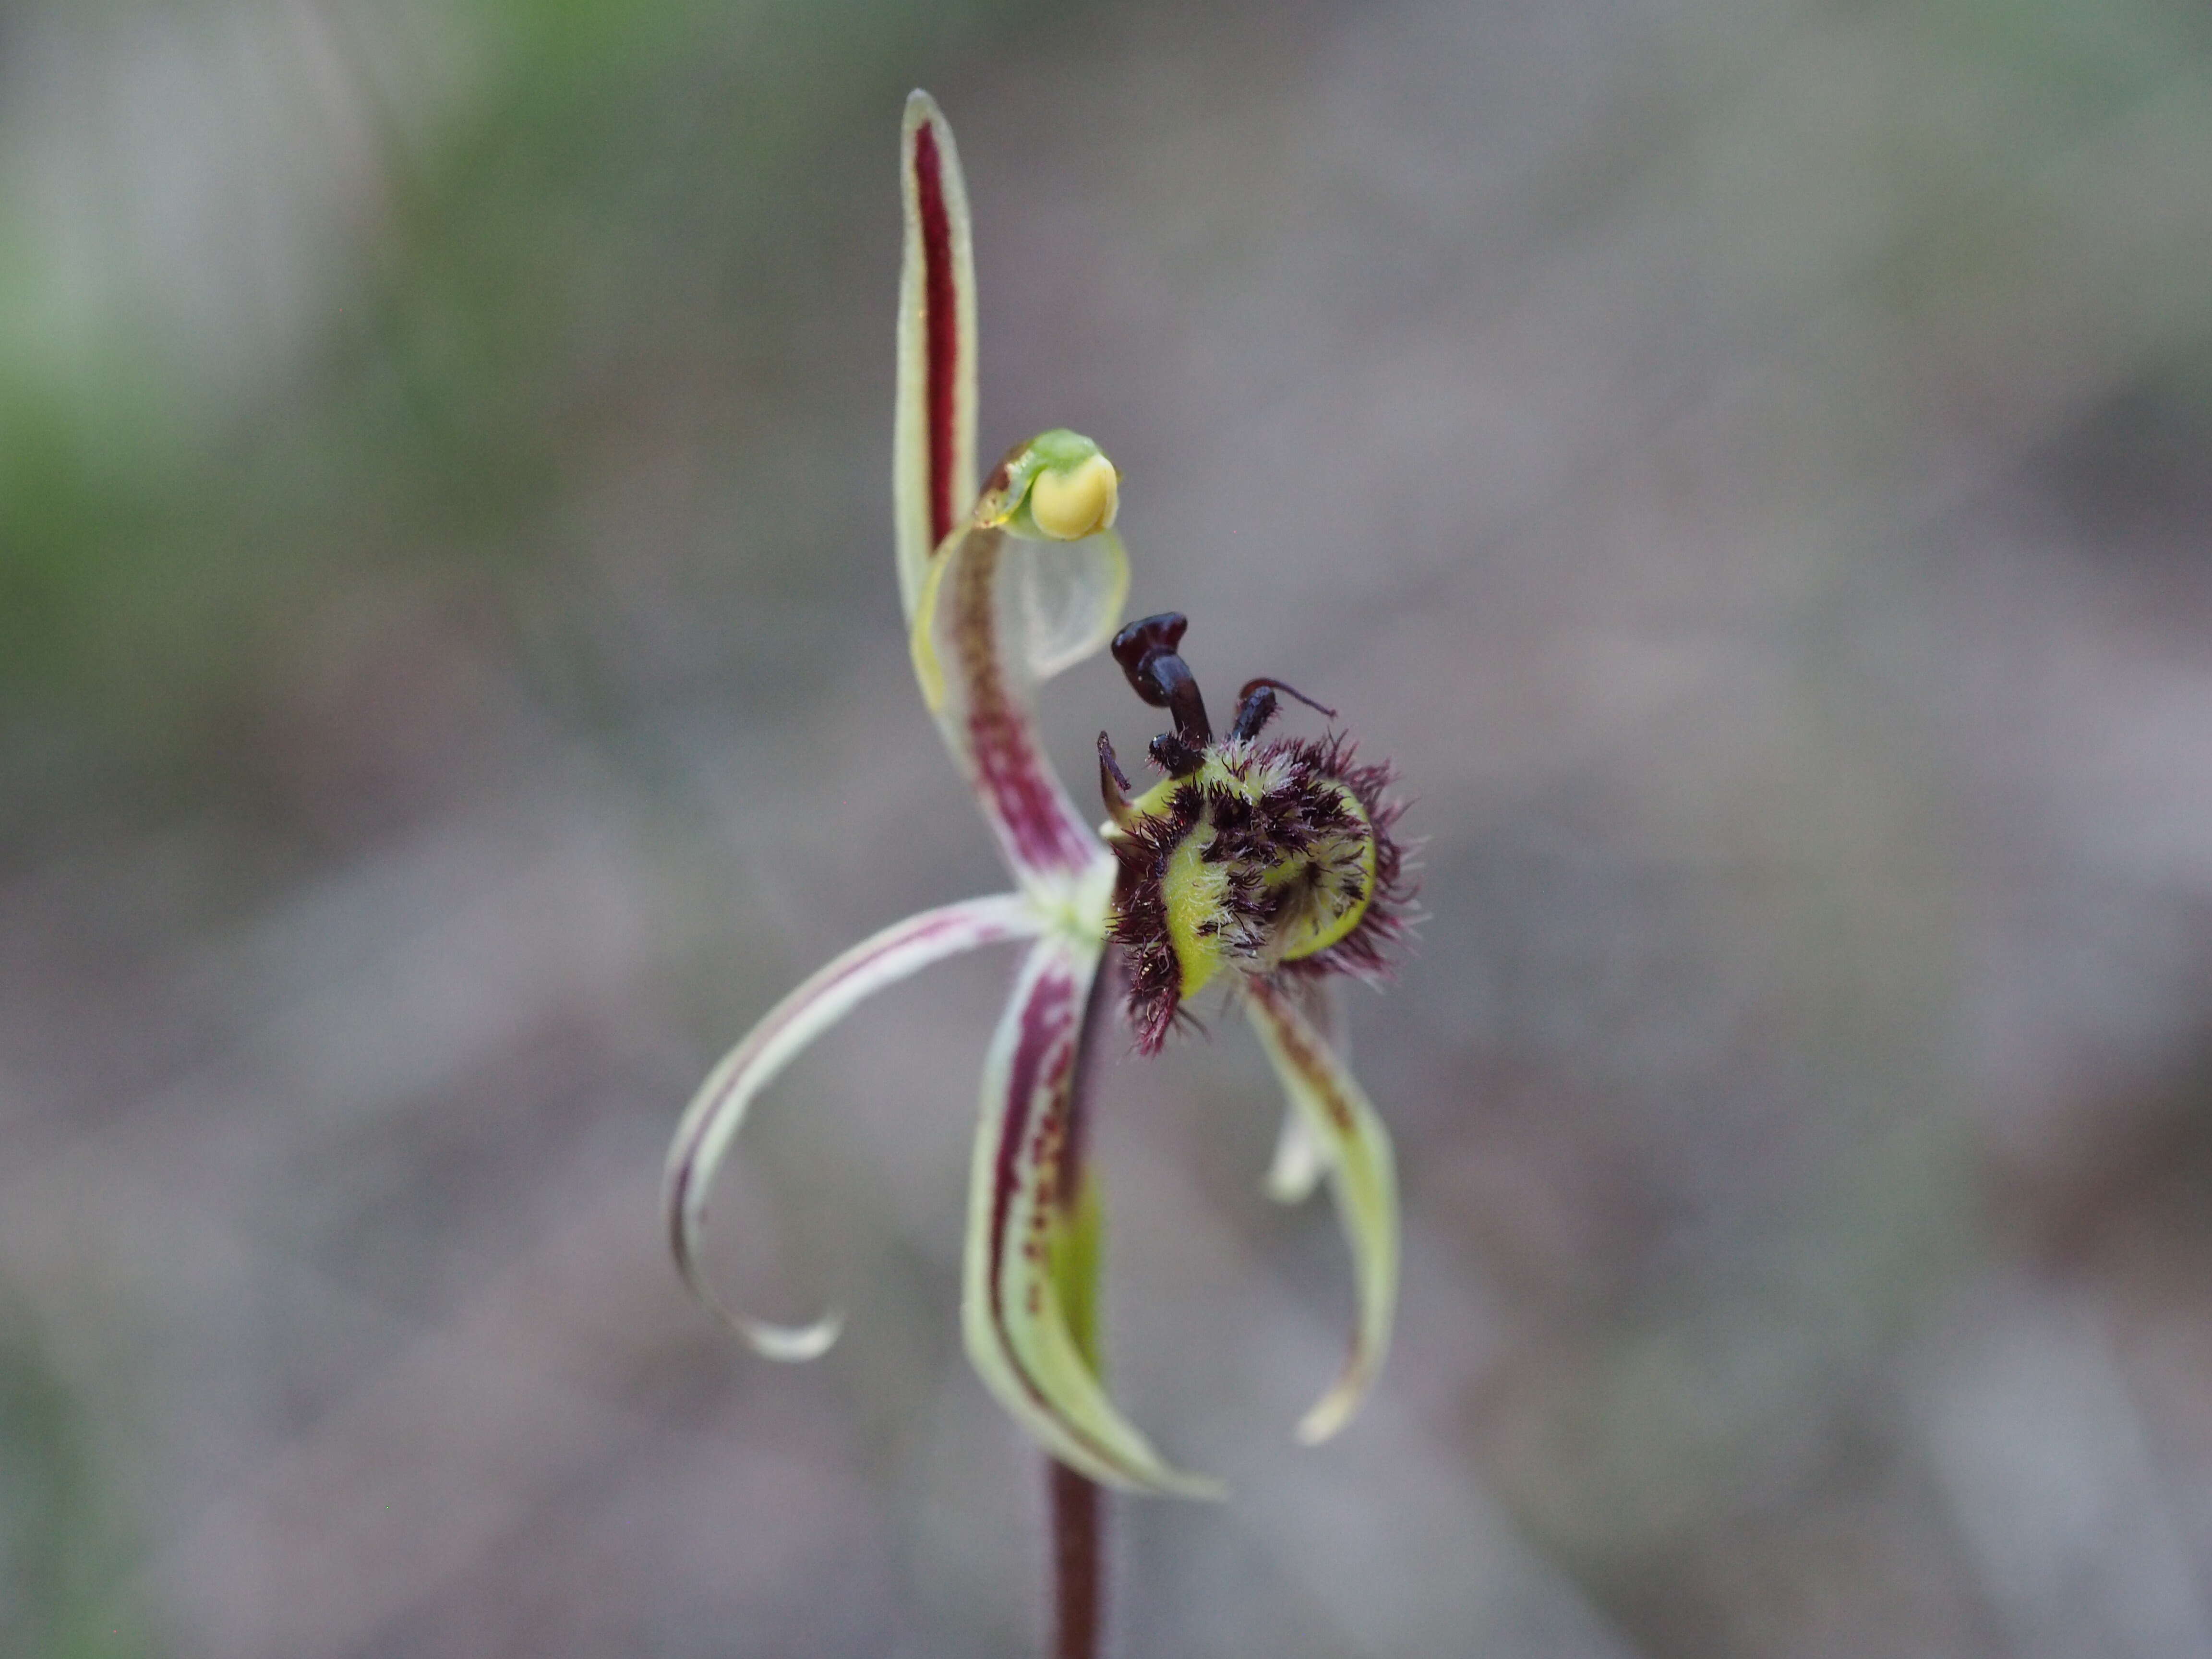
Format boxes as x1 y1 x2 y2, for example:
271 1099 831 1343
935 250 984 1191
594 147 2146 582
1098 613 1411 1054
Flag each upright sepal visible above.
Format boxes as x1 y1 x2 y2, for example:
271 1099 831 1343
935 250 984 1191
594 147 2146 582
895 90 980 623
1242 975 1400 1445
962 933 1223 1498
665 894 1043 1359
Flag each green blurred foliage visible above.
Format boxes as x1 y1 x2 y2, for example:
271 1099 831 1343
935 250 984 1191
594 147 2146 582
0 1304 145 1659
0 0 1025 766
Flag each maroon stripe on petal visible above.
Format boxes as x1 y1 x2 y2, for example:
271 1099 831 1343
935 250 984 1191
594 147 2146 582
954 531 1102 875
1061 949 1115 1196
912 119 960 549
1251 977 1356 1136
667 1153 700 1264
988 962 1079 1323
982 958 1139 1475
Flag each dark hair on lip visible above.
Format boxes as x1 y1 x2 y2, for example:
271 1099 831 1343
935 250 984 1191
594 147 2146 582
1106 733 1415 1055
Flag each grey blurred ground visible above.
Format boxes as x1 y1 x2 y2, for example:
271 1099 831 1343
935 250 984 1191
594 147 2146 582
3 0 2212 1654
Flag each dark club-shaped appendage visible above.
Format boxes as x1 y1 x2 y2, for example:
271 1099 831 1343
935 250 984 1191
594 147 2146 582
1226 685 1275 745
1228 677 1338 743
1111 613 1211 741
1108 616 1346 780
1111 613 1210 776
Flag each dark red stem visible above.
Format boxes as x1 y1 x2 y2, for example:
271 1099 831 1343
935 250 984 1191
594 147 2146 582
1046 954 1115 1659
1049 1458 1104 1659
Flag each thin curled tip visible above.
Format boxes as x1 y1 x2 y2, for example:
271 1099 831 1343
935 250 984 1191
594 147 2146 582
677 1235 844 1362
670 1160 845 1364
747 1310 844 1364
1295 1375 1366 1445
1172 1471 1231 1502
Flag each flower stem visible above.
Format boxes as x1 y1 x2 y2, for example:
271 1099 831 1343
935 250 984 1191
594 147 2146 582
1046 950 1115 1658
1048 1456 1104 1659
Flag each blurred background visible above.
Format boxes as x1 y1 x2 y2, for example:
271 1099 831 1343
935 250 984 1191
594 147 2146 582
2 0 2210 1653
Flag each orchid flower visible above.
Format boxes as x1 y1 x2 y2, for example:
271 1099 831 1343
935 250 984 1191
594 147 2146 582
663 92 1412 1498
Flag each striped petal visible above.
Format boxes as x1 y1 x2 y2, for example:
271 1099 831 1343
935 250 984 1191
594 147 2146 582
665 894 1043 1359
910 520 1126 893
894 90 979 624
962 931 1223 1498
1243 975 1400 1445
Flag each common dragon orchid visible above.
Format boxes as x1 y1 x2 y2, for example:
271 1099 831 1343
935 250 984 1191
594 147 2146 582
663 92 1412 1499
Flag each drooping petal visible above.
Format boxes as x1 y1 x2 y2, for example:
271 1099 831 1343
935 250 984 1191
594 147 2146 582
962 932 1223 1498
894 90 979 623
1243 975 1400 1445
1263 978 1346 1203
910 520 1126 891
665 894 1043 1359
1264 1097 1330 1206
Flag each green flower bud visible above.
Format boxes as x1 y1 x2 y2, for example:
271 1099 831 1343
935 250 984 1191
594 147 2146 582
975 429 1121 541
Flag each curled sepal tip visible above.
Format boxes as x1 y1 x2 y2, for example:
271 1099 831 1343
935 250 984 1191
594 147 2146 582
962 936 1225 1498
1243 975 1399 1445
664 894 1044 1359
